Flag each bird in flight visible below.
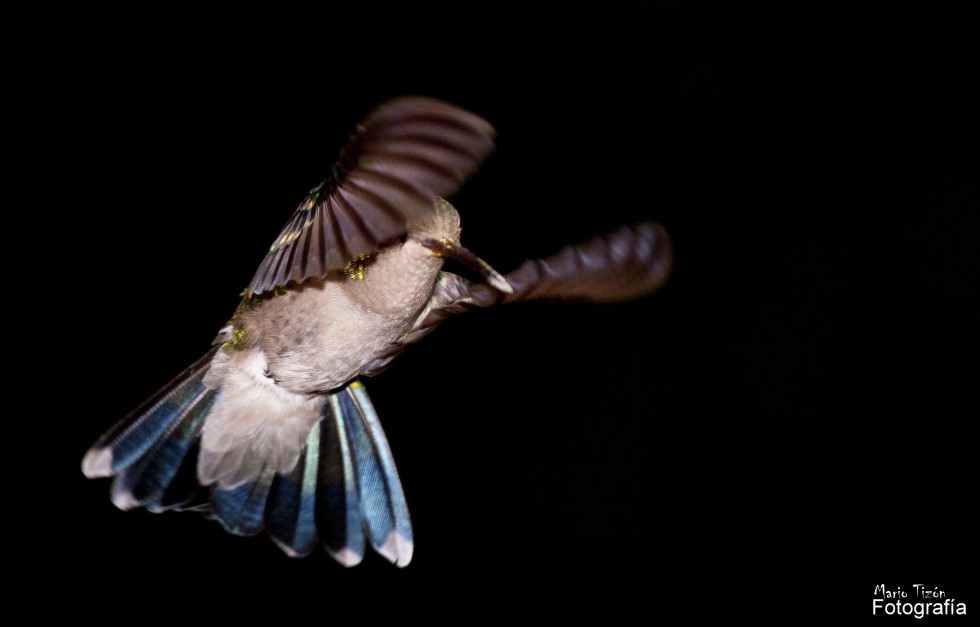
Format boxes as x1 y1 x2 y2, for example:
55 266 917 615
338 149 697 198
82 96 673 567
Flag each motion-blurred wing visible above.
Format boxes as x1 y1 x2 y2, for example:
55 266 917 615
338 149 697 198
248 97 496 295
360 221 673 376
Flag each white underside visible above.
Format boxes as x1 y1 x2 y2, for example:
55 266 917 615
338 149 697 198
199 349 324 489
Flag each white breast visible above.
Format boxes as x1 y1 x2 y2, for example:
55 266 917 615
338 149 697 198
245 239 445 393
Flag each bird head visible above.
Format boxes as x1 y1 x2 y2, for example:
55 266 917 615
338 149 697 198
414 199 512 294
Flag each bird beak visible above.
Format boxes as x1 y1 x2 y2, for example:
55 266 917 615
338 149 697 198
421 238 514 294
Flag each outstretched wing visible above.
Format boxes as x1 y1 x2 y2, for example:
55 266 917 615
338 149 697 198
359 221 674 376
247 96 496 296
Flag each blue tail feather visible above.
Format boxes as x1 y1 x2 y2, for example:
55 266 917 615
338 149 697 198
317 394 366 565
82 349 217 478
210 468 276 536
338 383 414 566
266 422 321 557
112 388 217 512
161 441 209 511
84 359 414 565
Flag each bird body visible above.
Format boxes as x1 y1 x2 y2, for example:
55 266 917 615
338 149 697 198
225 198 461 395
82 97 673 567
199 200 464 489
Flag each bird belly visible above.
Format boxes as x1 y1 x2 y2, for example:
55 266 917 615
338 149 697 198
251 280 422 394
196 278 425 488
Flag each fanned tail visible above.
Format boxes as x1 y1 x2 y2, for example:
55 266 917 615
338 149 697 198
261 381 413 565
83 365 413 566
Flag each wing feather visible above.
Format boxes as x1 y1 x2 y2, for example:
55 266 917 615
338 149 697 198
247 97 495 294
359 221 673 377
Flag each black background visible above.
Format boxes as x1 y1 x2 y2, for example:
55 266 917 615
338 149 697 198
41 2 976 622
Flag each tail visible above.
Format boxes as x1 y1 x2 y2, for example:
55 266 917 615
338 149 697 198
82 355 413 567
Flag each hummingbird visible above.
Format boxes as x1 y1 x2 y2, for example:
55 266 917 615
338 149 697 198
82 96 673 567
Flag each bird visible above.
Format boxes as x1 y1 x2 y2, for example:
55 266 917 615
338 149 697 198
81 96 673 567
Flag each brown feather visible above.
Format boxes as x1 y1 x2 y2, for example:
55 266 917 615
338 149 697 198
247 97 496 295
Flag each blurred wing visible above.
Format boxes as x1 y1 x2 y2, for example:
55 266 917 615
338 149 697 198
359 221 673 376
248 97 496 295
486 220 673 304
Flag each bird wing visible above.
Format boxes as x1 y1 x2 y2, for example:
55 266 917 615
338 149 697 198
359 221 674 376
247 96 496 296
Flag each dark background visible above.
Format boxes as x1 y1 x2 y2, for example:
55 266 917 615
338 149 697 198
41 2 975 622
